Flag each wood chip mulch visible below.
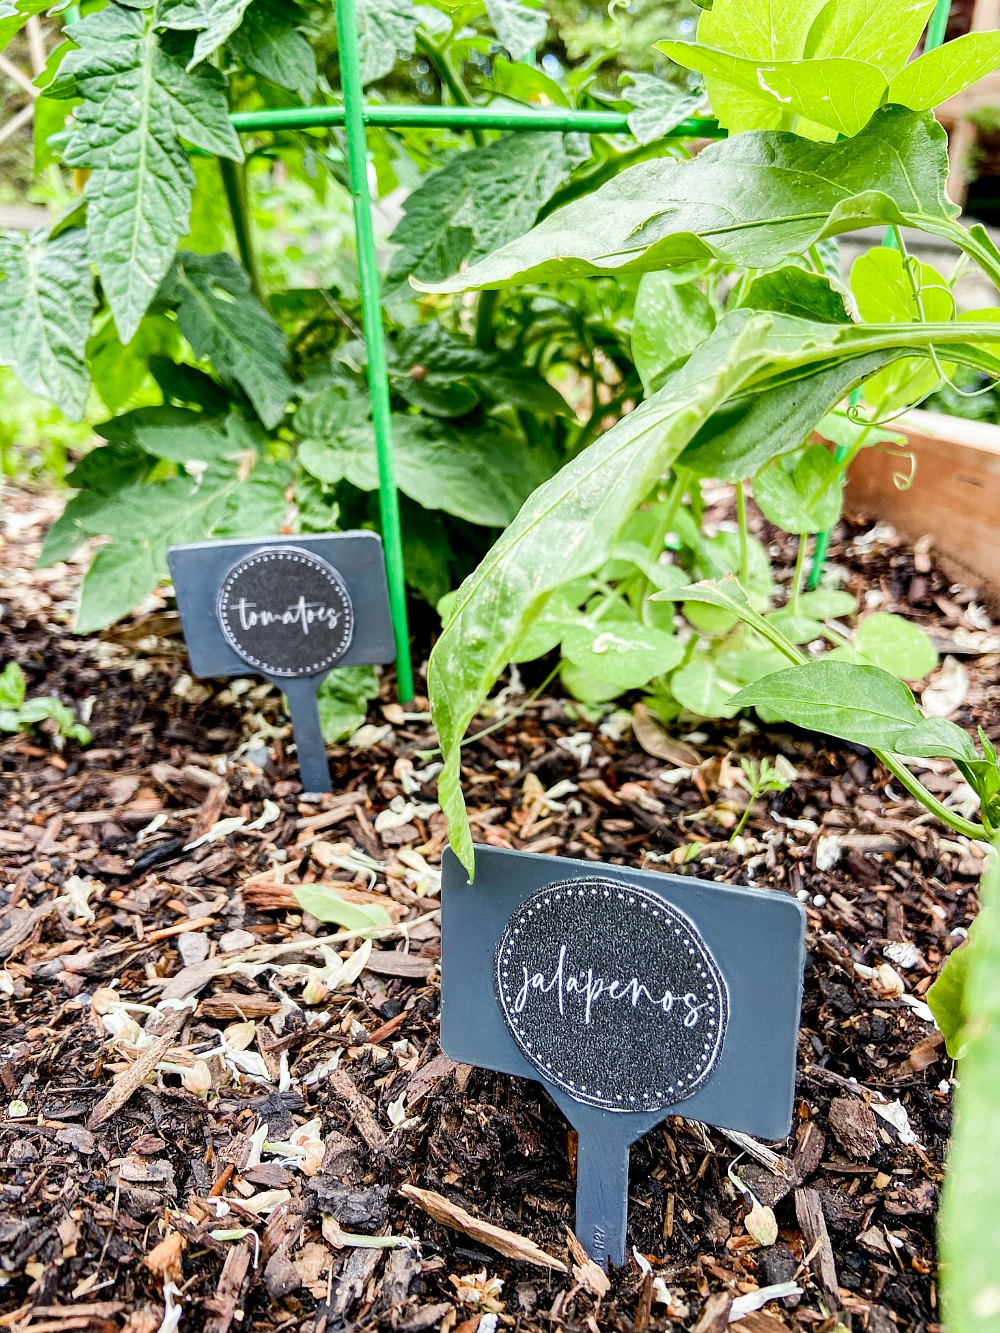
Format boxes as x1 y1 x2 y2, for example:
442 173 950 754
2 484 999 1333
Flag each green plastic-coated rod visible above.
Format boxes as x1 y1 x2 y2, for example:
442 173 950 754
230 104 723 138
808 0 952 590
335 0 414 702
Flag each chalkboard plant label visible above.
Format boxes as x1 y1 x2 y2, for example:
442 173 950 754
441 845 806 1268
168 534 394 792
216 546 355 677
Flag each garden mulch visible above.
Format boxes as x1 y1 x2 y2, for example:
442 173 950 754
2 484 999 1333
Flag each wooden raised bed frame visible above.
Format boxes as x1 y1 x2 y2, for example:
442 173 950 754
844 408 1000 609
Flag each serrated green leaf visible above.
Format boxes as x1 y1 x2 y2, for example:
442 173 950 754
417 109 956 292
854 611 938 680
87 313 182 413
228 0 316 102
293 883 392 931
485 0 547 60
390 130 588 289
633 272 716 393
52 5 242 341
356 0 420 85
889 30 1000 112
298 392 552 528
0 228 94 419
159 252 292 428
428 315 773 876
732 660 923 747
96 405 236 465
622 74 706 145
753 445 843 535
77 537 166 635
159 0 253 66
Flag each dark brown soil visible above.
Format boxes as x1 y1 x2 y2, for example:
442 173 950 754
2 485 998 1333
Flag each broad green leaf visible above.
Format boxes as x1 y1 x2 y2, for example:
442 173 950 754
70 461 268 631
739 266 851 324
316 666 381 744
298 392 553 528
633 273 716 393
77 538 166 635
797 587 856 618
561 661 623 704
159 252 293 429
417 109 957 292
511 591 583 663
0 228 94 419
656 43 880 139
854 611 937 680
561 618 683 689
752 445 843 534
389 131 588 289
488 54 569 107
802 0 934 71
765 609 826 644
293 883 392 932
927 927 975 1061
670 574 804 665
732 660 923 747
851 247 954 414
485 0 547 60
214 458 291 538
672 307 1000 480
87 314 182 413
939 844 1000 1330
691 0 828 134
391 323 570 418
894 716 978 764
622 74 706 145
889 30 1000 112
228 0 316 102
684 0 932 134
159 0 254 66
96 405 236 465
356 0 421 85
52 5 242 341
401 503 451 606
429 316 774 875
0 662 26 710
0 0 49 54
670 656 739 718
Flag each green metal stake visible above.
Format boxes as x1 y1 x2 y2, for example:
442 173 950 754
335 0 414 702
808 0 952 590
230 105 722 137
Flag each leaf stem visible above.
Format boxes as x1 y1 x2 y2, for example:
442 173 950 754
790 535 808 615
736 480 749 585
218 157 264 302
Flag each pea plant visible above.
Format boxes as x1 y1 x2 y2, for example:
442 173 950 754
423 2 1000 873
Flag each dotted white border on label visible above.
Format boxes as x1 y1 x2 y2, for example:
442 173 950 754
494 876 730 1114
216 546 355 678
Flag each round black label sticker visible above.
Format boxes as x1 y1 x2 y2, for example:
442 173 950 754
495 878 729 1113
216 546 354 678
